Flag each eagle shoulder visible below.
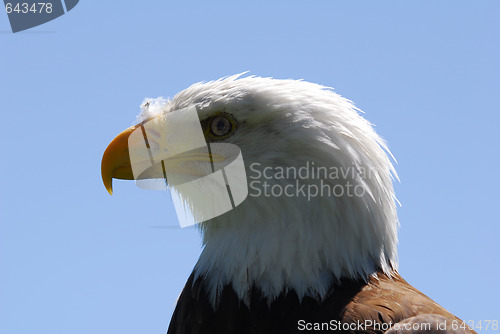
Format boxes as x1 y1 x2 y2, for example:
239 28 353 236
342 273 476 333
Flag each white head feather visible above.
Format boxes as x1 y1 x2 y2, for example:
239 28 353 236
139 74 399 308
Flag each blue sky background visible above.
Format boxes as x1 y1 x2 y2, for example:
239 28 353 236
1 1 499 333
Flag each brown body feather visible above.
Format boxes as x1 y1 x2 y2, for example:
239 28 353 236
168 272 475 334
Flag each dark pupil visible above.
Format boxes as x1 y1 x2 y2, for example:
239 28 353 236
212 117 230 135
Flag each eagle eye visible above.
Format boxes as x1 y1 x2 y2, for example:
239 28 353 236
203 112 237 141
211 116 231 136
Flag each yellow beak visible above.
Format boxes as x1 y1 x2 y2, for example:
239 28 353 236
101 126 138 195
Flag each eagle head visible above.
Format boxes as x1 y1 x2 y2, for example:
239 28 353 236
101 74 399 307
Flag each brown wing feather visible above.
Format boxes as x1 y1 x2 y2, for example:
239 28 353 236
341 273 476 333
167 271 476 334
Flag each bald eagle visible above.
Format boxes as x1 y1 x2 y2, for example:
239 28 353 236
101 75 475 334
